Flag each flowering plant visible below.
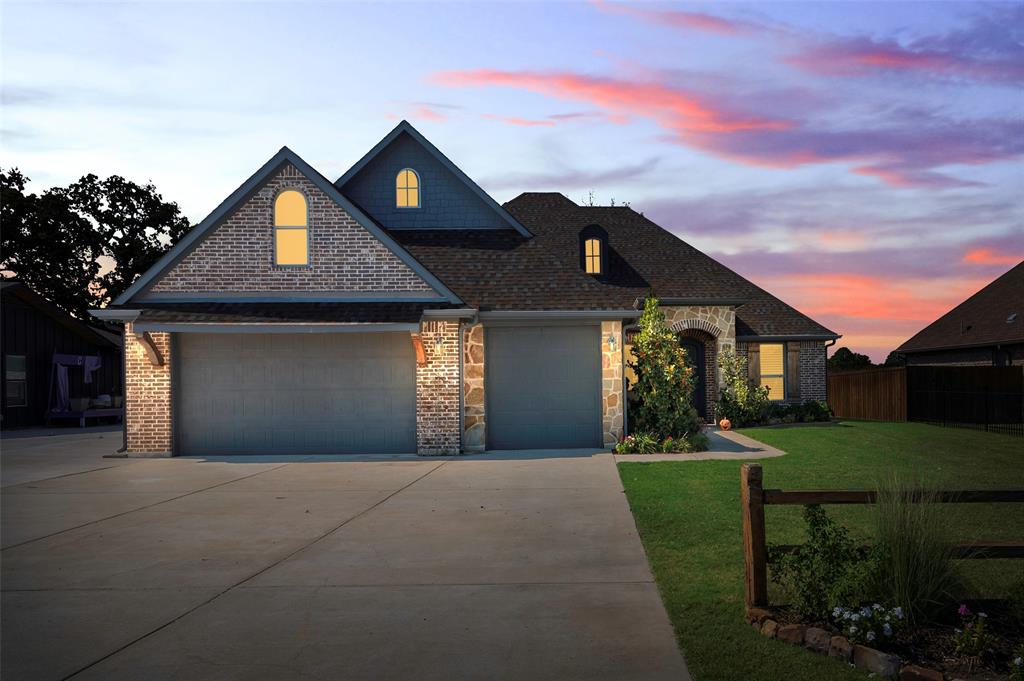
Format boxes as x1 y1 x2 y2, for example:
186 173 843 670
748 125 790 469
1009 642 1023 681
951 604 993 669
614 433 659 455
832 604 904 647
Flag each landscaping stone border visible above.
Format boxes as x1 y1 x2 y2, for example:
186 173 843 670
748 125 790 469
746 608 945 680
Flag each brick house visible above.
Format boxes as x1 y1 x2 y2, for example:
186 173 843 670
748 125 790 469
95 121 839 456
897 261 1023 367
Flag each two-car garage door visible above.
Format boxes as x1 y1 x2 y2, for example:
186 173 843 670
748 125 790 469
177 333 416 455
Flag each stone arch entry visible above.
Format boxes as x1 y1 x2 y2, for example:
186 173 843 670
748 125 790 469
674 326 719 422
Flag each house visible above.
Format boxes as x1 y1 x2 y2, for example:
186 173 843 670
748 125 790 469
897 261 1024 367
93 121 838 456
2 281 122 429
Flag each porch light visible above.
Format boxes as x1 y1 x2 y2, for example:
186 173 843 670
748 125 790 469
607 333 617 351
434 335 444 350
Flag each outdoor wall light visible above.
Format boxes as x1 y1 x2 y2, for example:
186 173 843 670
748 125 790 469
607 333 617 351
434 335 444 351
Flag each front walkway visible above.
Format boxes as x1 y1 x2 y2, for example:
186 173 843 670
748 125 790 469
1 433 690 681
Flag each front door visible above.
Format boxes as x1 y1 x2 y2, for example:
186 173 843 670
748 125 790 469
680 338 707 420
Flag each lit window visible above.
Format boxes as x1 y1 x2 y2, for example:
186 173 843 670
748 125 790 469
274 190 308 266
6 354 26 407
760 343 785 400
396 168 420 208
584 238 602 274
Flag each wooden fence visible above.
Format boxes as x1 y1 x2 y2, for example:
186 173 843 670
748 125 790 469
827 367 906 421
740 463 1024 611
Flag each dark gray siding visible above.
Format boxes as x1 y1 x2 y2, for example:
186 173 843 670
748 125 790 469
341 132 507 230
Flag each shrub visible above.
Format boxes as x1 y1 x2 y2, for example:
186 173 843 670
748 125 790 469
660 433 710 453
872 474 962 623
716 347 771 427
832 604 905 648
1010 642 1023 681
951 604 994 670
770 504 877 619
628 297 703 440
614 433 659 455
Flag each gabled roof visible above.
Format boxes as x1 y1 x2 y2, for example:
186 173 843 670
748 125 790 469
112 146 461 306
1 280 121 349
335 120 532 237
391 192 839 339
898 261 1024 353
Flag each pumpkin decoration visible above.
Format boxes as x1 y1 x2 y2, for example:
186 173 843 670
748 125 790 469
719 418 732 431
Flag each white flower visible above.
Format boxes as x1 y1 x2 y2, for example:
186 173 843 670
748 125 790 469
866 631 876 642
954 628 962 634
883 623 892 636
873 603 883 611
893 607 903 619
978 612 987 618
833 607 842 618
1014 656 1022 666
851 614 860 621
849 625 858 634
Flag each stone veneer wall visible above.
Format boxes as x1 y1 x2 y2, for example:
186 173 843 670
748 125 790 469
149 164 433 294
662 306 736 418
462 323 486 452
124 324 173 454
416 320 462 455
602 321 624 447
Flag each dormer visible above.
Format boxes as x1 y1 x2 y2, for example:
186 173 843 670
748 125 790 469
579 224 608 277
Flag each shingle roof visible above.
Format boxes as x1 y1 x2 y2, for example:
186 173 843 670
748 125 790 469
898 261 1024 353
134 302 448 325
395 193 839 338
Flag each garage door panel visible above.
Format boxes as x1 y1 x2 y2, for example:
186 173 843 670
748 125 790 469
486 326 602 450
177 333 416 455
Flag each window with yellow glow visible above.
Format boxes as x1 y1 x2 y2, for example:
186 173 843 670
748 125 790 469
759 343 785 400
584 238 602 274
274 190 308 266
396 169 420 208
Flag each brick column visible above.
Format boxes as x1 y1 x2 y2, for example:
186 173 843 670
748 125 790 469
416 320 461 455
601 321 624 448
799 341 827 401
462 323 486 452
124 324 173 455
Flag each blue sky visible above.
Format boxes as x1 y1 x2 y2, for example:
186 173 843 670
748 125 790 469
2 1 1022 360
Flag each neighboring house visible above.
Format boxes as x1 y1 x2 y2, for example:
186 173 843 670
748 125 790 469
897 261 1024 367
2 281 122 429
94 121 838 456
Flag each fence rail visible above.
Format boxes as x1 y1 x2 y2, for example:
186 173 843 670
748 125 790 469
740 463 1024 611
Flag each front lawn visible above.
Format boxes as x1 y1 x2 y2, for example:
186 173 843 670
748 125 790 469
618 421 1024 681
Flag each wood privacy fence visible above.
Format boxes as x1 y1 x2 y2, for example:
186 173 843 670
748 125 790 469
740 463 1024 612
827 367 906 421
828 365 1024 436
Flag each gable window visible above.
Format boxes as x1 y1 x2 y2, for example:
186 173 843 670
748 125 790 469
759 343 785 401
584 238 602 274
274 190 308 266
6 354 26 407
396 168 420 208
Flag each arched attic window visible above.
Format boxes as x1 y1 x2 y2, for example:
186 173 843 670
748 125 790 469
579 224 608 276
396 168 420 208
274 189 308 266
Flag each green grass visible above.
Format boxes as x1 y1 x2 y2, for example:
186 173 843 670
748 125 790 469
618 421 1024 681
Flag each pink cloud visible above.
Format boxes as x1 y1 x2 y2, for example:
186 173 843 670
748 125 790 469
435 70 792 134
591 0 755 36
413 106 447 122
481 113 555 127
963 248 1022 266
434 68 1024 188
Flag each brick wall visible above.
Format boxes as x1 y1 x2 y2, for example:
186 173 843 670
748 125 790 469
662 305 736 419
462 323 485 452
799 341 827 402
416 320 461 455
736 340 828 404
124 324 172 454
150 164 433 294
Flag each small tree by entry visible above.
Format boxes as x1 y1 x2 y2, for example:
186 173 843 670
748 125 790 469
627 297 703 439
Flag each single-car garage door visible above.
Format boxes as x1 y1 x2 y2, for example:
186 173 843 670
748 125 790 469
177 333 416 455
486 325 602 450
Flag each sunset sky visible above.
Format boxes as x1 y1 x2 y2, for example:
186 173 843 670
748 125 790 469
2 1 1022 361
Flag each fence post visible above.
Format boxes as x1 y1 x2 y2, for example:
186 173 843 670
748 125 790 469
741 463 768 612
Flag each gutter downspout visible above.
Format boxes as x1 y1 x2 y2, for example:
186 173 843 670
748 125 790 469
824 338 839 408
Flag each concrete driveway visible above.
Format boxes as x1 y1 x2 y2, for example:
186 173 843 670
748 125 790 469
1 431 690 681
